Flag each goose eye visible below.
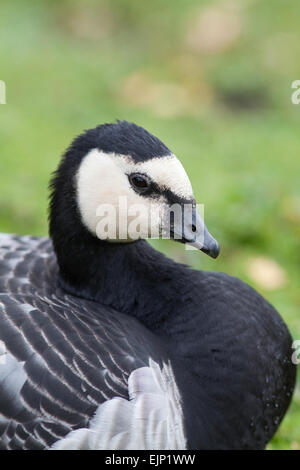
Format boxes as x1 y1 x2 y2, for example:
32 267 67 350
129 174 150 191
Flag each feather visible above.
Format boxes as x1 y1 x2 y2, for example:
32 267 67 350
51 360 186 450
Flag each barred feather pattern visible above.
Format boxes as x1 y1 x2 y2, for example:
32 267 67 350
0 234 179 450
51 359 186 450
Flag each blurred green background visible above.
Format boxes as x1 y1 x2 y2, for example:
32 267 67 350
0 0 299 449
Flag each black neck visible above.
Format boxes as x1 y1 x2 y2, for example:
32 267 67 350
53 225 191 332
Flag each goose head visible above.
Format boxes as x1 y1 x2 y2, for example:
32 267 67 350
50 121 220 260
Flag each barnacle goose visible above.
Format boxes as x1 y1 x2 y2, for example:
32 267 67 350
0 121 296 450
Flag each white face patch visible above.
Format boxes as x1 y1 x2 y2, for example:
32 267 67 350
119 154 193 200
76 149 194 241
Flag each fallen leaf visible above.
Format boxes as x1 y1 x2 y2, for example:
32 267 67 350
186 1 243 54
119 71 213 117
57 4 116 41
246 257 287 290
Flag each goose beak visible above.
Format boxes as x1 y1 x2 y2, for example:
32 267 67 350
167 203 220 259
190 221 220 258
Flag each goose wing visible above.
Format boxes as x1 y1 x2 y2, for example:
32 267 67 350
0 235 185 450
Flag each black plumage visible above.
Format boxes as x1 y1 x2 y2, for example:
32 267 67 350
0 122 296 449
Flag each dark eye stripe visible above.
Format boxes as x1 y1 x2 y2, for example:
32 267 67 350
128 173 192 205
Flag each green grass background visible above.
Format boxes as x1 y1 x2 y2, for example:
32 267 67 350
0 0 299 449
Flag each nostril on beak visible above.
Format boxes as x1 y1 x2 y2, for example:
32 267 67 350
191 224 197 233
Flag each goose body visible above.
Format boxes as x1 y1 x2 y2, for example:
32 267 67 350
0 122 296 449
